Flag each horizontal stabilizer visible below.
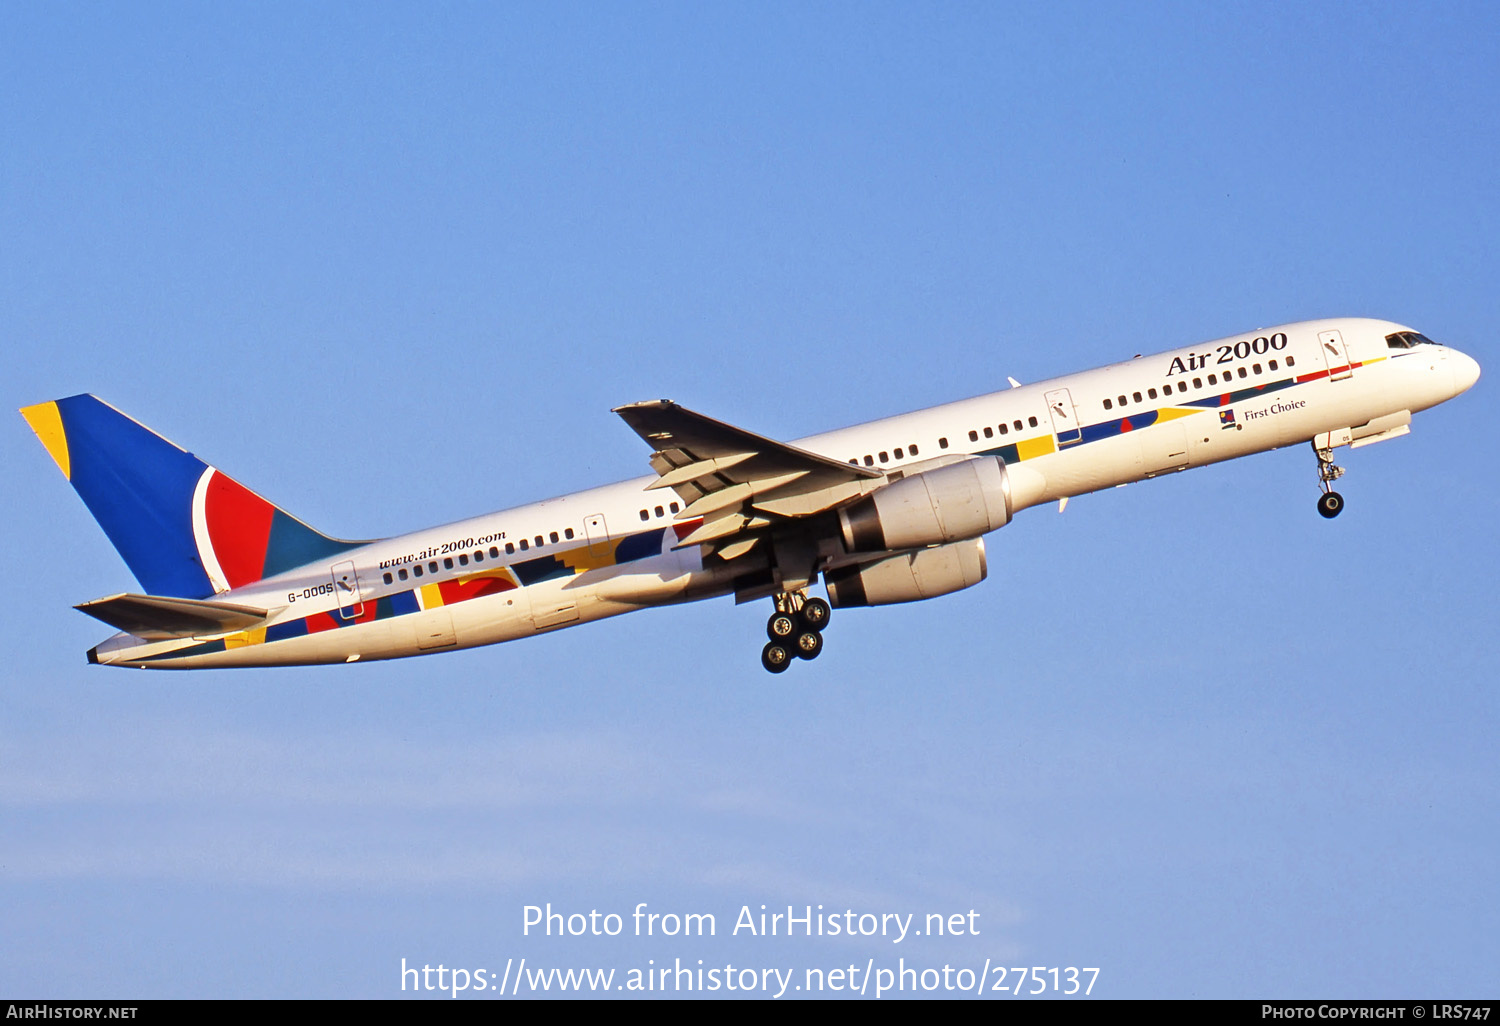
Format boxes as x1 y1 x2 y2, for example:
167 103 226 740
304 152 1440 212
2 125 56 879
75 593 268 640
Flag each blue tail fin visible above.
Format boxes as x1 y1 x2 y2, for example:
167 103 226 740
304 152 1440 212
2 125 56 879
21 395 362 599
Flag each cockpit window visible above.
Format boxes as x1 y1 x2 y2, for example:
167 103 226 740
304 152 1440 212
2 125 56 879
1386 331 1437 349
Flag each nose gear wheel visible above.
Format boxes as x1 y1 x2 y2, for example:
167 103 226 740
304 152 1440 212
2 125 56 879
1313 443 1347 518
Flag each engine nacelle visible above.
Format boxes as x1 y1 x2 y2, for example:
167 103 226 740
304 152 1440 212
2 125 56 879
825 538 987 608
838 456 1012 553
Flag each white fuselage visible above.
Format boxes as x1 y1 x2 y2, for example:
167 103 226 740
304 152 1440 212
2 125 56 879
91 317 1479 668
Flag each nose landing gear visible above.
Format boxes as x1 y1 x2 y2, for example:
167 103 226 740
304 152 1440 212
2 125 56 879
760 592 832 672
1314 443 1346 519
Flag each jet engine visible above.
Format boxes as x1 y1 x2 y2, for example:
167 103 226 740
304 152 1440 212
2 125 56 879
824 538 987 608
837 456 1012 553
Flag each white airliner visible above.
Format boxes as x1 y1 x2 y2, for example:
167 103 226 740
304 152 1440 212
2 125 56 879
22 317 1479 672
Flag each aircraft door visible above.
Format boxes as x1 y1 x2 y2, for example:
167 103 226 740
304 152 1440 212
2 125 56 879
583 513 611 559
331 560 364 620
1318 329 1353 381
1044 388 1082 447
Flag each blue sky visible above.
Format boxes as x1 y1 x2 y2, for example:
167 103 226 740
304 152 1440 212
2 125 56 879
3 2 1496 998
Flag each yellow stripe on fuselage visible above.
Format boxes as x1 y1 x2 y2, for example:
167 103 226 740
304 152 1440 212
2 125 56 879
1015 435 1056 460
558 547 616 574
225 628 268 649
456 567 521 588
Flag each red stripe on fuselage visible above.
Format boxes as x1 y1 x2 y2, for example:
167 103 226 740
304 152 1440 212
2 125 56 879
305 611 341 634
437 576 514 605
1295 359 1364 385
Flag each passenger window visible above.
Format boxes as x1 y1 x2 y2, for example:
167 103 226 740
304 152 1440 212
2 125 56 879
909 443 918 456
398 568 408 581
534 535 543 547
982 427 993 439
550 531 559 543
968 430 978 442
519 539 528 551
879 451 888 462
413 564 423 577
459 554 469 566
1207 375 1216 386
505 542 515 555
640 509 649 521
1192 378 1202 389
1177 381 1187 393
998 423 1008 435
864 455 874 466
1148 387 1158 399
444 557 454 570
894 447 904 459
1133 392 1142 403
1238 367 1247 379
1027 416 1038 428
1118 395 1127 407
566 527 575 539
383 572 393 585
490 546 500 559
1014 420 1023 431
653 507 663 519
1269 360 1278 371
1252 363 1262 374
474 550 484 563
668 504 678 514
429 561 438 573
1287 355 1296 367
1103 398 1112 410
938 437 948 449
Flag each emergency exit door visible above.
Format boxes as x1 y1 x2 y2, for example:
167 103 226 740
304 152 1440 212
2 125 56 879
1044 388 1082 446
331 560 364 620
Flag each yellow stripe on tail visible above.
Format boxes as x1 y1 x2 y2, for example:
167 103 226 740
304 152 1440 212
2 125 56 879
20 401 71 479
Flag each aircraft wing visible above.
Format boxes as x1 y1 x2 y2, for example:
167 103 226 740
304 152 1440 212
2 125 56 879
612 400 884 558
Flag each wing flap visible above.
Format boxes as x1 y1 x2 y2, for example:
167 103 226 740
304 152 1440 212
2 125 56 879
647 452 757 490
613 400 886 563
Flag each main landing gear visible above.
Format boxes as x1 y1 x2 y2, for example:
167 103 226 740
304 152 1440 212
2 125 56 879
761 592 831 673
1314 443 1345 519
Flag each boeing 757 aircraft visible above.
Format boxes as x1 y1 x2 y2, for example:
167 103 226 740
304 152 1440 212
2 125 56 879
22 317 1479 672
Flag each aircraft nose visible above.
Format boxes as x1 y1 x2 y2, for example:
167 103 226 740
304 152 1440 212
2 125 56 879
1450 350 1481 395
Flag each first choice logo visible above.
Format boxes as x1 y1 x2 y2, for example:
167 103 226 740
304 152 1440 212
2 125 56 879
1243 399 1306 422
1167 332 1288 375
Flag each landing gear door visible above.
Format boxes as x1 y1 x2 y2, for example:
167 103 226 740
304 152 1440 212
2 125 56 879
1044 388 1082 447
331 560 364 620
1318 329 1353 381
